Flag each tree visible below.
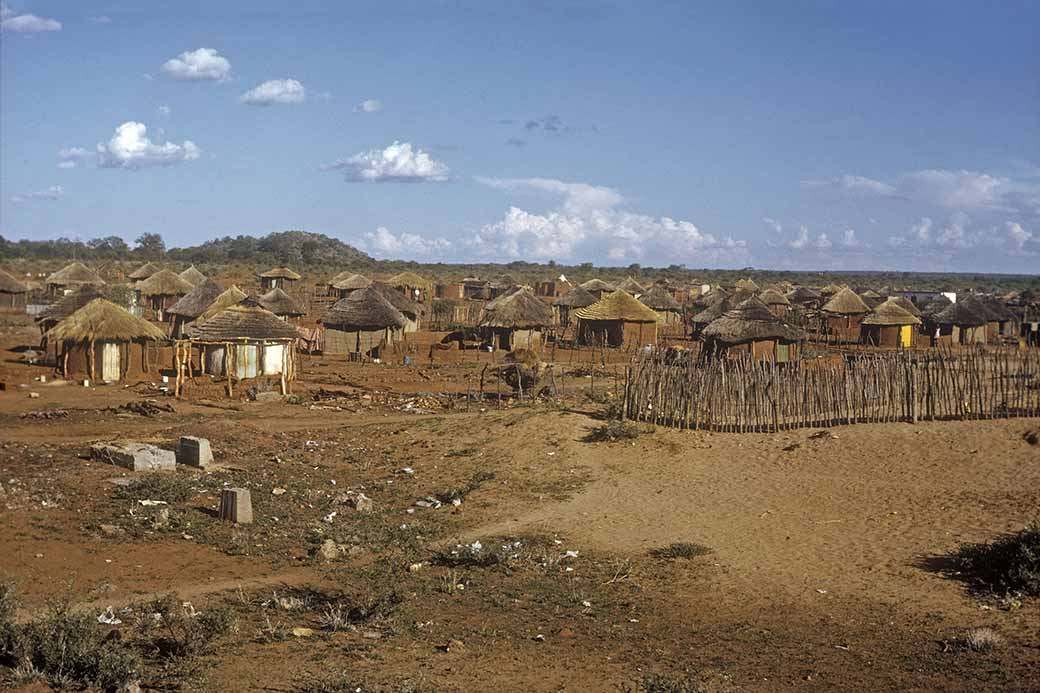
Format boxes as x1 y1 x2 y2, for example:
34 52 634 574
135 233 166 259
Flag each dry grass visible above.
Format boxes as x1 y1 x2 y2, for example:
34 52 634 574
961 627 1003 652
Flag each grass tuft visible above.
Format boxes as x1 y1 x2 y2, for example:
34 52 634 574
649 542 712 560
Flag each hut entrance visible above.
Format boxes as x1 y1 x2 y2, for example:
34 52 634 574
263 343 285 375
900 325 913 348
497 330 510 350
236 344 258 379
101 342 120 381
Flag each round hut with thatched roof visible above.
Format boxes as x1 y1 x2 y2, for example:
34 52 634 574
758 288 791 318
932 298 987 345
553 285 598 328
861 298 922 348
387 271 431 303
689 294 737 339
615 276 646 295
579 278 614 299
178 300 300 394
478 287 554 351
0 268 29 314
976 295 1019 340
45 262 104 298
135 269 194 322
128 262 161 284
320 286 407 358
639 285 683 325
179 265 207 287
257 287 306 322
574 289 659 349
329 272 372 298
701 297 805 362
167 278 228 338
786 286 821 308
45 298 166 382
370 281 424 332
820 287 871 342
259 267 301 291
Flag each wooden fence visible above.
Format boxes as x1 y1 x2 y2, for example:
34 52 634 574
624 347 1040 432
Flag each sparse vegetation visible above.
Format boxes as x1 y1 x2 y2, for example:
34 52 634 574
961 627 1003 652
650 542 713 560
133 594 235 659
433 469 495 504
954 523 1040 597
114 473 197 504
586 419 646 442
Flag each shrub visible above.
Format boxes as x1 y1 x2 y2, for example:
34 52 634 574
961 627 1002 652
954 523 1040 596
586 420 645 442
133 595 234 659
649 542 712 560
114 474 196 504
434 470 495 504
633 673 706 693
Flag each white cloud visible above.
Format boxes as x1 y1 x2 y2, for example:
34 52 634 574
96 122 200 170
10 185 63 203
842 228 862 247
780 225 832 251
361 226 452 259
157 104 171 116
476 177 623 216
322 142 449 183
1 7 61 32
1006 221 1033 249
57 147 91 169
762 216 783 234
240 79 305 105
354 99 382 113
161 48 232 82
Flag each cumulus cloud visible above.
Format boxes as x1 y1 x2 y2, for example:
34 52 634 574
96 122 200 170
161 48 232 82
322 142 449 183
57 147 91 169
240 78 305 105
762 216 783 234
157 105 171 116
361 226 452 259
1006 221 1033 249
841 228 863 247
354 99 382 113
10 185 63 203
1 5 61 32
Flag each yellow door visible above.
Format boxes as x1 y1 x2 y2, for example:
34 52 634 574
900 325 912 348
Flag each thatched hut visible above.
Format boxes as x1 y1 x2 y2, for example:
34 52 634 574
579 278 614 299
887 295 923 319
387 271 431 303
179 265 207 287
976 295 1019 340
45 298 166 382
859 289 884 309
167 278 228 338
553 285 597 328
128 262 161 283
860 299 922 348
735 277 760 293
257 287 306 322
820 287 871 342
330 273 372 298
259 267 301 291
181 300 300 390
638 286 683 325
371 281 423 332
689 295 736 339
932 298 987 345
819 283 844 299
45 262 104 298
0 269 28 313
786 286 821 308
758 288 791 317
136 269 194 322
701 297 805 362
692 286 729 310
478 287 554 351
320 287 407 358
575 289 659 349
615 276 646 295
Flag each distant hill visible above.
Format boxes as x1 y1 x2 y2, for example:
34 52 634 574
167 231 373 266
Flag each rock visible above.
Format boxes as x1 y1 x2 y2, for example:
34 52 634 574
28 392 40 399
90 443 176 472
317 539 342 560
1024 430 1039 446
178 436 213 469
272 487 287 495
437 639 465 653
337 491 374 512
99 524 124 537
218 488 253 524
291 627 315 638
150 507 170 529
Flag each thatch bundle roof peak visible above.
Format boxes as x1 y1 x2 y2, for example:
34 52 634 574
386 271 430 290
260 267 301 280
187 301 300 341
322 286 407 330
178 265 207 287
579 278 614 292
639 285 682 312
167 278 226 318
45 298 167 343
370 281 423 318
331 272 372 291
786 286 821 304
0 268 28 294
701 297 806 345
258 287 305 317
47 262 104 287
933 298 987 327
553 285 598 309
36 286 105 325
758 288 790 306
821 287 870 315
195 286 249 324
862 298 922 326
615 276 646 294
887 295 922 318
574 289 659 323
480 287 553 328
137 269 194 297
128 262 161 281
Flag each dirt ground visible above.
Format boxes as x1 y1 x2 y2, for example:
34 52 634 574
1 324 1039 692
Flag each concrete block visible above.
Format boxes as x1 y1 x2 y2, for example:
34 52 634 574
178 436 213 469
90 443 177 472
219 488 253 524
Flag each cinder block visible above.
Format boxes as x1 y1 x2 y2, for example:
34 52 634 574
91 443 177 472
178 436 213 469
219 488 253 524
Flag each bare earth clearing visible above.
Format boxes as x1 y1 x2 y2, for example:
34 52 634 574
1 329 1038 692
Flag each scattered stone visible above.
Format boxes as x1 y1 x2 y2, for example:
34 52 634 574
291 627 315 638
437 639 465 653
337 491 374 512
97 606 122 625
317 539 343 560
809 430 835 440
361 630 381 639
218 488 253 524
98 524 124 537
783 443 801 452
272 487 287 495
178 436 213 469
90 443 176 472
150 507 171 529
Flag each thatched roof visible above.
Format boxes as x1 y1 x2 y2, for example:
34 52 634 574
195 286 249 324
933 298 987 327
615 276 646 294
187 300 300 341
821 287 870 315
690 295 736 325
179 265 207 286
370 281 423 318
735 277 760 292
260 267 301 280
387 271 430 290
860 289 882 300
693 286 728 309
862 298 922 326
639 286 682 312
321 287 407 330
257 287 305 317
45 298 167 343
36 286 105 325
786 286 821 304
0 269 28 294
921 294 953 317
480 288 554 328
701 297 806 345
553 285 598 309
167 278 226 318
47 262 104 287
574 289 659 323
580 278 614 293
888 295 922 318
976 295 1017 322
128 262 161 281
820 283 845 296
331 273 372 291
758 288 790 306
136 269 193 297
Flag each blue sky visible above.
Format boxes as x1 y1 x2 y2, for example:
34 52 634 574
2 1 1038 272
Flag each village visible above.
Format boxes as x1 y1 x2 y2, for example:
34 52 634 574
0 257 1038 692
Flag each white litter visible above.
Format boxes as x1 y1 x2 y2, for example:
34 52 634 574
98 606 121 625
